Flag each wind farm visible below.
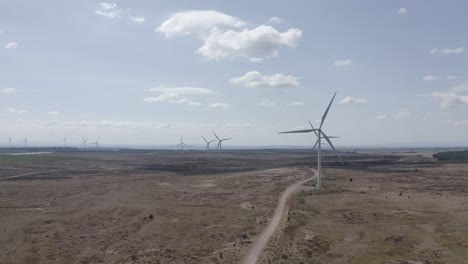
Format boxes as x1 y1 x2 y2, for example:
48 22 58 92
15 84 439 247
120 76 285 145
1 1 468 264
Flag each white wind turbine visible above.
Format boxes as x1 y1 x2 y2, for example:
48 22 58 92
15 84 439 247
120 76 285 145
90 137 100 151
8 137 13 148
63 137 67 147
82 137 88 149
176 137 188 151
212 131 232 150
202 136 216 150
279 92 343 188
24 137 28 151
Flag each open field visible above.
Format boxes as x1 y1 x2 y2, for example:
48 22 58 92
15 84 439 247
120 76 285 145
0 149 467 263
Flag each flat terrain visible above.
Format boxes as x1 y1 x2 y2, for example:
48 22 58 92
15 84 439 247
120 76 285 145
0 149 467 263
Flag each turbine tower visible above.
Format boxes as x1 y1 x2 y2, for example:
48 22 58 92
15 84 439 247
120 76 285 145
212 131 232 150
279 92 343 188
202 136 216 150
8 137 12 148
90 137 100 151
63 137 67 147
24 137 28 151
82 137 88 149
176 137 188 151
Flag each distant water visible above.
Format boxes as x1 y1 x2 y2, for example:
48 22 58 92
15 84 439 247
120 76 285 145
9 152 52 156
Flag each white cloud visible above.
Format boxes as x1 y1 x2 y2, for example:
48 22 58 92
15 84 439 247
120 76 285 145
144 93 179 103
198 25 302 61
431 92 468 108
268 16 286 25
258 99 277 108
450 81 468 92
4 42 18 49
46 111 61 116
429 47 464 55
2 87 16 94
397 8 407 15
207 102 229 109
376 115 387 120
446 119 468 126
224 122 255 129
7 107 28 114
95 2 121 18
169 98 203 107
130 16 145 23
334 59 352 66
339 96 367 104
229 71 300 89
145 86 213 95
287 101 305 106
156 10 246 38
422 75 457 81
392 108 410 119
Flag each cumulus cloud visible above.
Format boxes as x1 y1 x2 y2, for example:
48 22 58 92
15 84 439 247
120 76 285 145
7 107 28 114
143 86 226 109
392 108 410 119
229 71 300 89
46 111 61 116
207 102 230 109
2 87 16 94
429 47 464 55
223 122 255 129
267 16 286 25
198 25 302 61
397 8 407 15
431 92 468 108
422 75 457 81
334 59 352 66
95 2 121 18
130 16 145 23
258 99 277 108
287 101 305 106
156 10 246 38
156 10 302 61
450 81 468 92
446 119 468 126
4 42 18 49
339 96 367 104
145 86 213 95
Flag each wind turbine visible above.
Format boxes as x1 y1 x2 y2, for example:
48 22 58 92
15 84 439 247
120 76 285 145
176 137 188 151
279 92 343 188
24 137 28 151
212 131 232 150
63 137 67 147
202 136 216 150
90 137 100 151
8 137 12 148
82 137 88 149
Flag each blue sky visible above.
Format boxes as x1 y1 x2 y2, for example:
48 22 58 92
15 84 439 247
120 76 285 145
0 1 467 147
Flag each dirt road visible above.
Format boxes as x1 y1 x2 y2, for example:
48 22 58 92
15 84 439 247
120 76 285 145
241 170 315 264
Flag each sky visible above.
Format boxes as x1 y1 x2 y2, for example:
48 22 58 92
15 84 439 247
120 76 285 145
1 0 467 148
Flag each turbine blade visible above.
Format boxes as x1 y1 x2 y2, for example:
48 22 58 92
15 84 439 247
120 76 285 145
212 130 220 140
312 138 319 149
202 136 208 143
308 120 319 136
278 129 318 134
320 91 337 129
221 138 232 141
321 131 344 164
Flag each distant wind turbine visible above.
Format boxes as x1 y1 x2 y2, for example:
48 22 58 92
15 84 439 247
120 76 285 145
82 137 88 149
212 131 232 150
279 92 343 188
176 137 188 151
90 137 100 151
63 137 67 147
24 137 28 151
202 136 216 150
8 137 13 148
